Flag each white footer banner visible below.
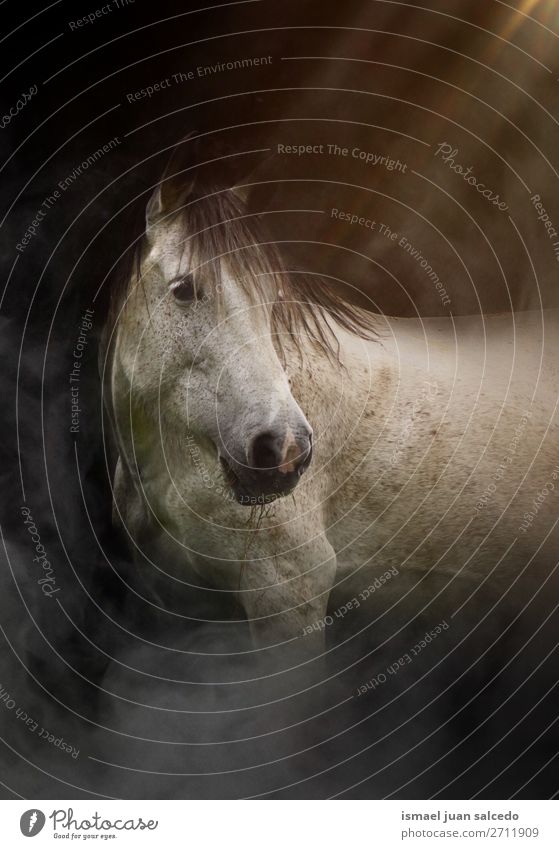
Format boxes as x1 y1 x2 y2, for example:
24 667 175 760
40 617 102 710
1 800 556 847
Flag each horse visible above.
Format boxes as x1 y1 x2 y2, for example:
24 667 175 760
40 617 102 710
102 146 559 651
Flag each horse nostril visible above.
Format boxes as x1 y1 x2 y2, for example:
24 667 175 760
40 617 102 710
248 429 312 475
299 436 312 473
248 431 282 471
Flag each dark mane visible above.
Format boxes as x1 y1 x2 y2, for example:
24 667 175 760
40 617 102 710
107 176 378 363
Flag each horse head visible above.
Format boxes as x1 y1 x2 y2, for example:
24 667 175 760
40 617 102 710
110 139 313 506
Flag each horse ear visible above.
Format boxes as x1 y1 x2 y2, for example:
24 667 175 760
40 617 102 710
145 175 196 231
229 152 274 206
145 184 164 229
145 132 199 232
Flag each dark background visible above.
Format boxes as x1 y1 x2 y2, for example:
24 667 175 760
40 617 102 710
1 0 559 799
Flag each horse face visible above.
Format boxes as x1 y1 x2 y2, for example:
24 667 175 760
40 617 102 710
115 193 312 506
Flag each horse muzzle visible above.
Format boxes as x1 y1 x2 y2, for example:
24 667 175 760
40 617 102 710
219 426 313 506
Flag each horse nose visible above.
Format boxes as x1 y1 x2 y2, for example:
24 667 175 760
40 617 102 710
248 428 312 477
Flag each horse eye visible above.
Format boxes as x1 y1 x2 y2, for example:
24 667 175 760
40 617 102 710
170 275 195 303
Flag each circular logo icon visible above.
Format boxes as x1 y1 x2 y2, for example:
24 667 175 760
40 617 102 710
20 810 46 837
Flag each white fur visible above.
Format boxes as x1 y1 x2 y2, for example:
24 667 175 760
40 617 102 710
108 209 559 647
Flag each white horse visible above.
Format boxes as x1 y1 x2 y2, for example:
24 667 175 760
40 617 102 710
103 153 559 649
